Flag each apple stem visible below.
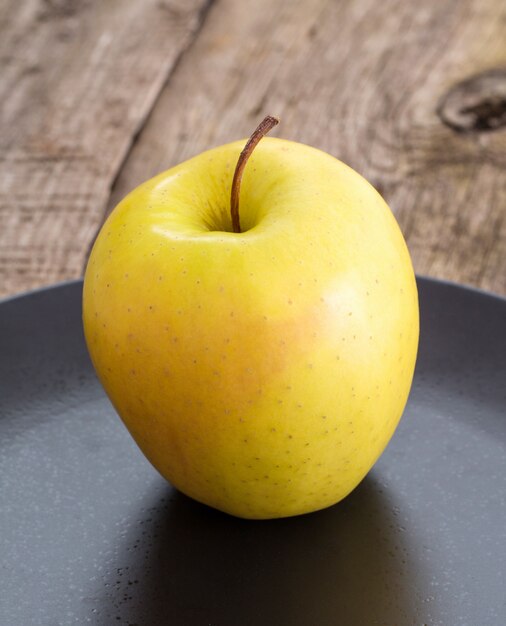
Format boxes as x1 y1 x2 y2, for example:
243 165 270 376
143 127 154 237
230 115 279 233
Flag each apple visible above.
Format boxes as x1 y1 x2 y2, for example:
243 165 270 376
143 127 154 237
83 116 419 519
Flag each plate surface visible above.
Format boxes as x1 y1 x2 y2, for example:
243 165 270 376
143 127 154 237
1 278 505 626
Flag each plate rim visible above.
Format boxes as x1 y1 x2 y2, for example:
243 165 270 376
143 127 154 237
1 274 505 308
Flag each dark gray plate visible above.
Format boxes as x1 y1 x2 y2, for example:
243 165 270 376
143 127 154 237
1 278 505 626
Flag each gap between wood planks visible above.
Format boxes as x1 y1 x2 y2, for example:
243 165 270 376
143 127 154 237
82 0 216 269
0 0 215 297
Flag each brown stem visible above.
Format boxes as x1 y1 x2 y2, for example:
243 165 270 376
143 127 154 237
230 115 279 233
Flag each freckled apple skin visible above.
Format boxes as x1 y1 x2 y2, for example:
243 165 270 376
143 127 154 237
83 137 419 519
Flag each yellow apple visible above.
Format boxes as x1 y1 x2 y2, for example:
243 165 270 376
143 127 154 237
83 117 419 519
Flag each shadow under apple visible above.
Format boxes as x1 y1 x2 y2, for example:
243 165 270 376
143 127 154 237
92 472 433 626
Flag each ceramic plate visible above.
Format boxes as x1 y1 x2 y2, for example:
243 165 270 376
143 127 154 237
1 278 505 625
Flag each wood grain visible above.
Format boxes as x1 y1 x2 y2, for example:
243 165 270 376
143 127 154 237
107 0 506 296
0 0 210 297
1 0 505 298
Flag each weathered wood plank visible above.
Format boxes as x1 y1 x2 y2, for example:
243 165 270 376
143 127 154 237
0 0 211 297
108 0 506 296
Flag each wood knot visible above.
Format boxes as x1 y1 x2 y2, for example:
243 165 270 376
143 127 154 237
437 69 506 133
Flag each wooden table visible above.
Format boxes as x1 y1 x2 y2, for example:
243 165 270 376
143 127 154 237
1 0 505 298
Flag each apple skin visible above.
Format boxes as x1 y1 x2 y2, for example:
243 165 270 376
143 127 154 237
83 137 419 519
